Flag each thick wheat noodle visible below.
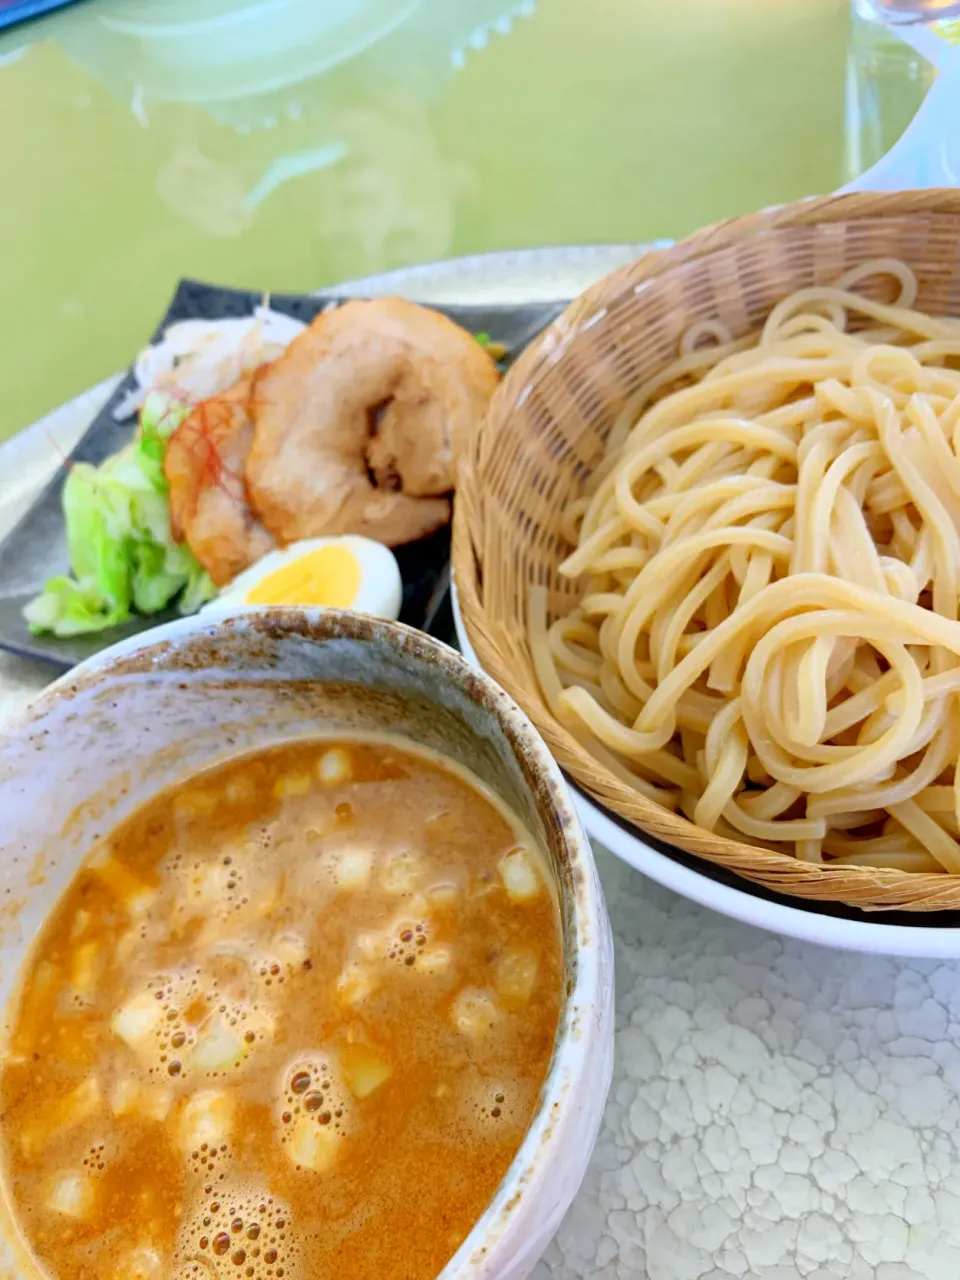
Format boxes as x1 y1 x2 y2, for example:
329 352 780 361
530 260 960 872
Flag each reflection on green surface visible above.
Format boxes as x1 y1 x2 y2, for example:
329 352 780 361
0 0 849 442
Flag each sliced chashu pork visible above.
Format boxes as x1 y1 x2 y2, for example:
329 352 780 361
245 298 500 547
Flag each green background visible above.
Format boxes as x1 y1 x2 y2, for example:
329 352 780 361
0 0 903 441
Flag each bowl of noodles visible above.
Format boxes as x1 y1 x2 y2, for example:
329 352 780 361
453 188 960 918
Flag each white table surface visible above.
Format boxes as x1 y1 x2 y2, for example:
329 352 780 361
3 274 960 1280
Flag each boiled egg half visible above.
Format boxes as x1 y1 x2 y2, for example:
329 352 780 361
205 537 402 619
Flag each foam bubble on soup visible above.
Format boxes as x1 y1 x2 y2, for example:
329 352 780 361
458 1075 531 1138
111 969 273 1082
176 1184 302 1280
276 1056 351 1173
0 737 562 1280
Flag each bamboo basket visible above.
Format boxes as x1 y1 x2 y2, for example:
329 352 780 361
453 189 960 913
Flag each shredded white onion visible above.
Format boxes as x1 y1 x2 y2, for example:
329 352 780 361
113 303 309 420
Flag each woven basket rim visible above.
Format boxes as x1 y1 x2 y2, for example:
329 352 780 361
453 189 960 914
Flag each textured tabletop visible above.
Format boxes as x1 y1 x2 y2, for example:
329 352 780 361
533 851 959 1280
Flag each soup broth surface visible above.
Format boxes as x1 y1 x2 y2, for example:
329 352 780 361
0 737 562 1280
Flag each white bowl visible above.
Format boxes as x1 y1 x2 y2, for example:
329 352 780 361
0 608 614 1280
451 583 960 959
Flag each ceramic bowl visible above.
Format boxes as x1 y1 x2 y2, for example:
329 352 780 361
0 609 614 1280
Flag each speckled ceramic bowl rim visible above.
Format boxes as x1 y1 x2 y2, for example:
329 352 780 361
4 607 611 1280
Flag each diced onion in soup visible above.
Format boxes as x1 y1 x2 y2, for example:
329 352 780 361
69 910 91 941
69 941 101 996
271 931 309 968
189 862 234 903
117 1247 164 1280
177 1090 235 1153
426 881 459 908
497 849 540 902
332 847 372 890
30 958 60 1001
381 850 423 895
47 1172 95 1220
317 748 352 785
109 1077 173 1122
334 963 380 1008
61 1077 102 1125
109 1076 140 1116
274 772 313 799
494 948 539 1005
287 1117 339 1172
90 856 156 917
417 947 452 976
339 1045 392 1098
193 1006 274 1072
173 790 217 820
354 931 381 961
192 1014 246 1072
450 989 499 1039
111 992 163 1049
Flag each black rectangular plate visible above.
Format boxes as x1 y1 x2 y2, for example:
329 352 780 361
0 279 564 670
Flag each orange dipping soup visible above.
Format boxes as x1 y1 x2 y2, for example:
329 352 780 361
0 738 562 1280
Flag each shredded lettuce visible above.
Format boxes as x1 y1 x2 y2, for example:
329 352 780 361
22 573 130 637
24 393 216 637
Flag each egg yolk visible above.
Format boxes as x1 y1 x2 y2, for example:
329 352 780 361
245 546 362 608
